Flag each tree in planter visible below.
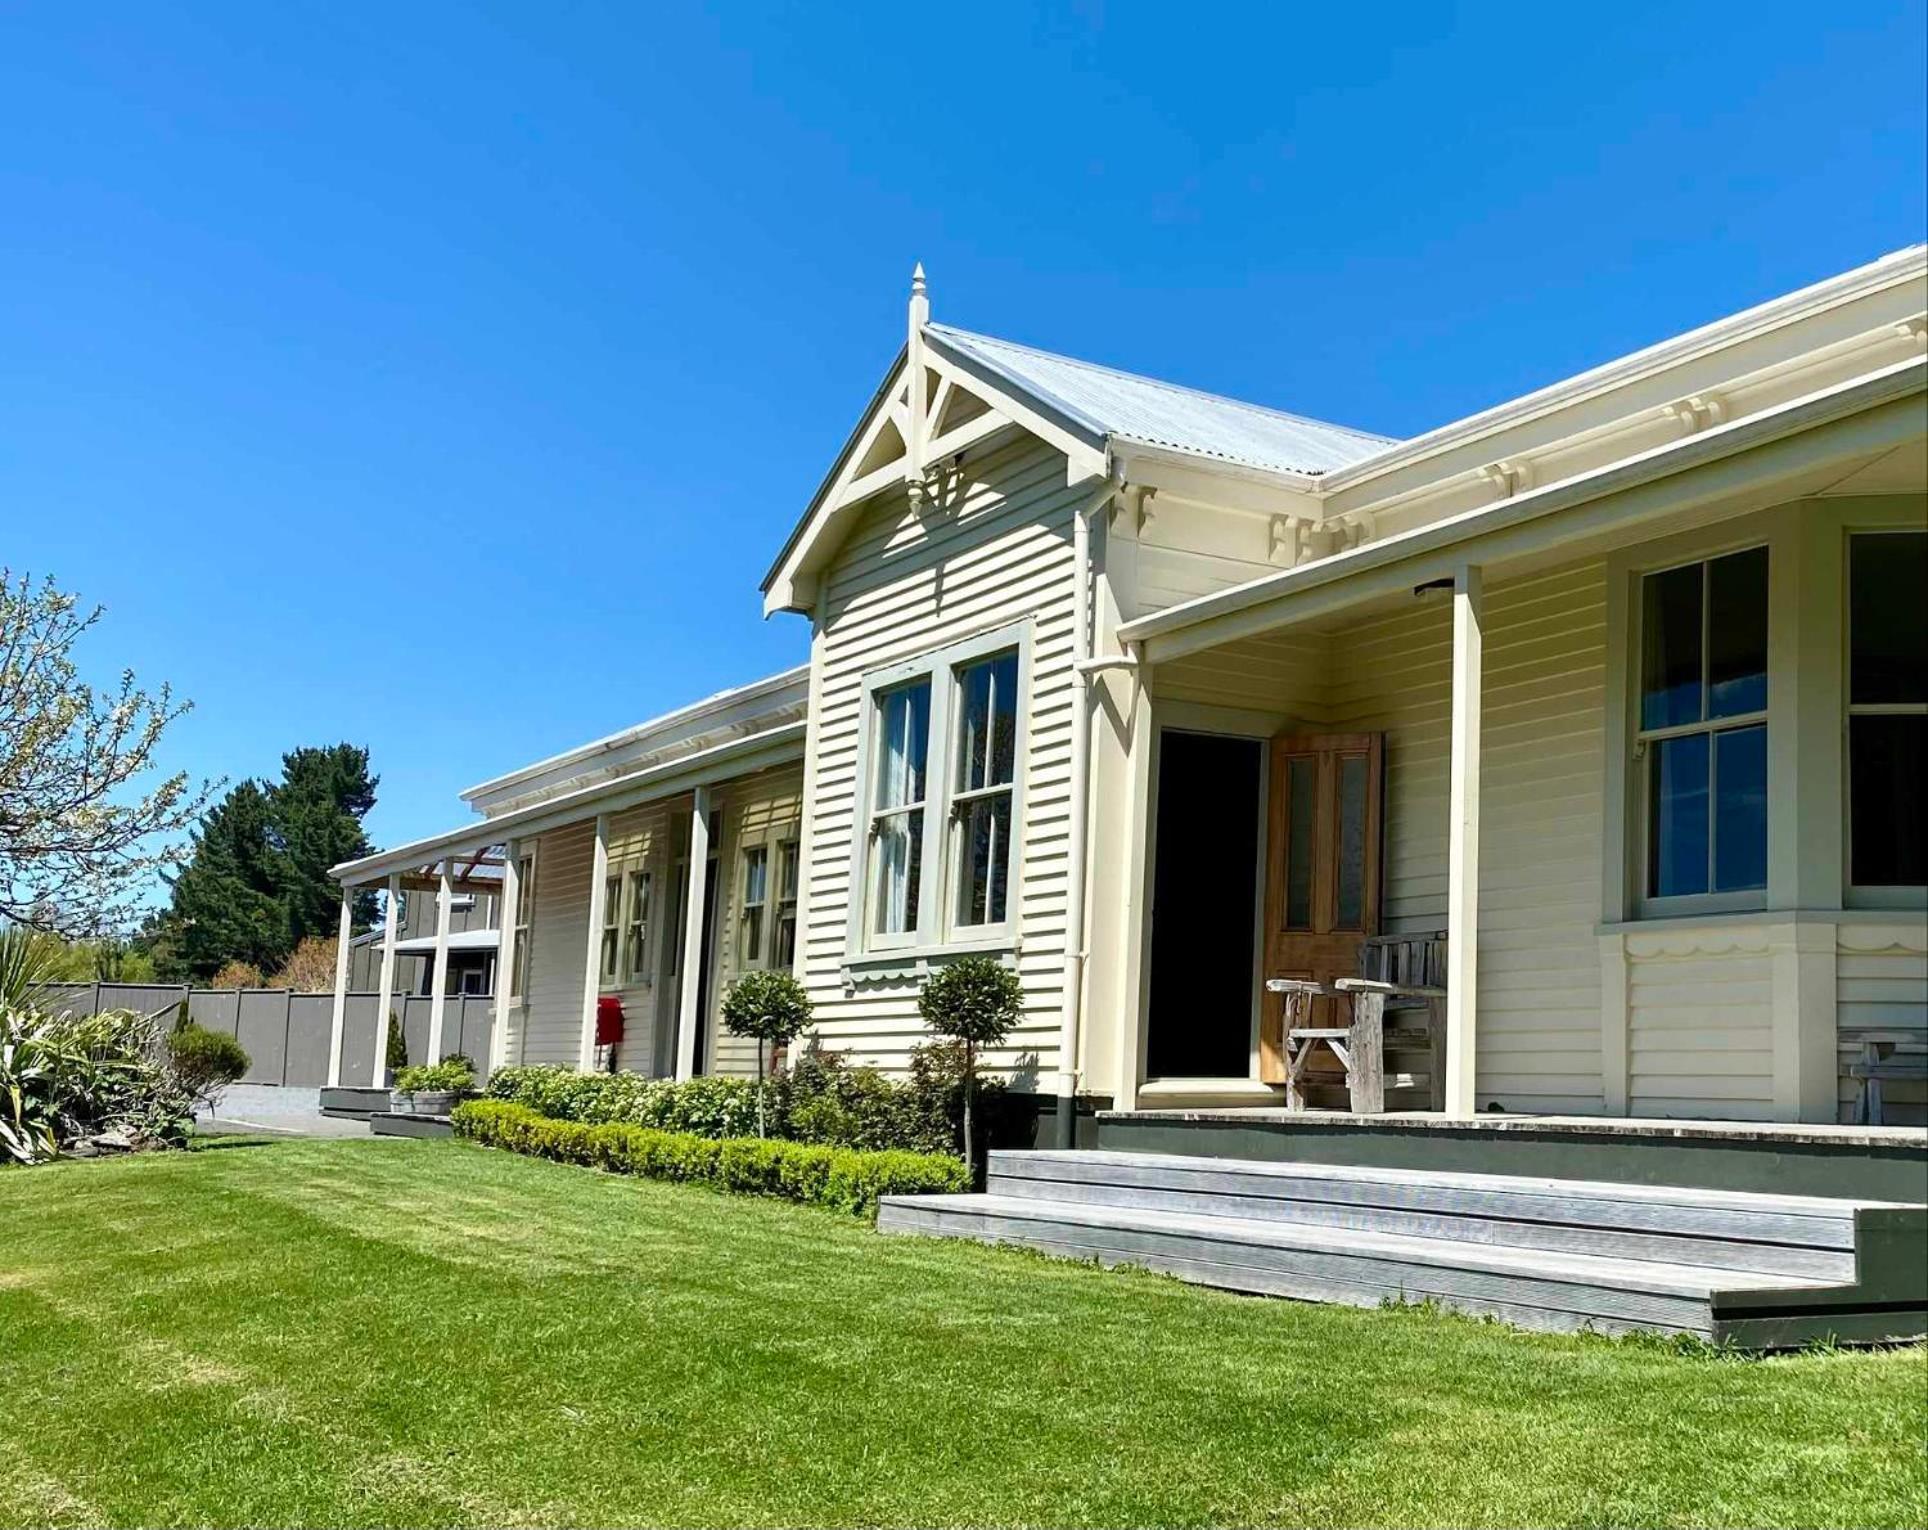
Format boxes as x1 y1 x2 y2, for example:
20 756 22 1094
917 955 1022 1168
384 1011 407 1082
719 969 812 1137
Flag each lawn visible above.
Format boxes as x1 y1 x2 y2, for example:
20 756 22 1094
2 1138 1923 1529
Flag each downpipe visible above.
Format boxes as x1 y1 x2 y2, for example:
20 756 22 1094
1053 475 1127 1149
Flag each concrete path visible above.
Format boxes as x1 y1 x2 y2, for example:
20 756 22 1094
199 1084 371 1139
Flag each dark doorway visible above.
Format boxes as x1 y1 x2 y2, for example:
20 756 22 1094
1147 729 1263 1079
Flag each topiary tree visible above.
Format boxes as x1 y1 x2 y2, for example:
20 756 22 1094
917 955 1022 1168
720 969 813 1137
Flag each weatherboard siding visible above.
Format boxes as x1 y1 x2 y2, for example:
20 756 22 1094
799 434 1081 1082
1146 554 1611 1113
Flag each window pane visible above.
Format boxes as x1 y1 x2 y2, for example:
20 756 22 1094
1648 732 1710 898
956 651 1019 792
511 929 529 995
1851 714 1927 886
1336 754 1369 929
956 791 1013 927
742 846 767 907
873 808 923 935
774 909 797 970
777 842 799 901
1285 757 1315 930
1712 724 1768 893
1851 533 1928 705
1641 563 1704 730
1707 547 1768 719
875 681 930 810
741 906 764 967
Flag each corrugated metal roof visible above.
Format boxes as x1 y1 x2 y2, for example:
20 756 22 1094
928 323 1398 478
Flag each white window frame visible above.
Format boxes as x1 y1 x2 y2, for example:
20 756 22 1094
508 848 536 1004
1845 526 1928 905
773 837 801 972
598 871 623 987
734 821 801 972
621 866 653 985
1631 543 1772 917
845 620 1031 964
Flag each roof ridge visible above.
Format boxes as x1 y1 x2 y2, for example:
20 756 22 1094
927 322 1397 447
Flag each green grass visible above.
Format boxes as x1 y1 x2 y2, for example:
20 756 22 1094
2 1139 1923 1528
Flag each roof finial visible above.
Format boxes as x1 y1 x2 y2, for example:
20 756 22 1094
908 261 930 335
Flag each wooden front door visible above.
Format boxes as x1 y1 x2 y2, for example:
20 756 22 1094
1259 732 1384 1083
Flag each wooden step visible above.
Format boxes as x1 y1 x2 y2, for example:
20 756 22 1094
879 1193 1834 1337
877 1149 1927 1346
986 1149 1875 1279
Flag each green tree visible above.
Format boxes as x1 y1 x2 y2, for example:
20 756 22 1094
147 745 379 982
273 744 378 943
156 782 289 981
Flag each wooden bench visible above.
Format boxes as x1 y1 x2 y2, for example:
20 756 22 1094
1847 1030 1927 1126
1266 931 1449 1114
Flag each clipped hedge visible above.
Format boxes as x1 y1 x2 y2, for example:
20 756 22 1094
485 1043 1013 1158
451 1099 971 1218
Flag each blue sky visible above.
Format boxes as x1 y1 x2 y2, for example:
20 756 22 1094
3 2 1924 879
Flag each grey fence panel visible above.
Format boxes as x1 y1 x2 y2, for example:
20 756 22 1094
284 994 335 1087
98 983 193 1020
400 996 432 1068
457 996 495 1071
341 994 381 1087
188 990 243 1038
235 991 291 1085
37 983 96 1018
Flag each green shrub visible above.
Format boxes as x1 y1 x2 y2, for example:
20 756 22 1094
384 1012 408 1074
165 1024 250 1107
917 955 1023 1166
394 1055 475 1094
486 1065 765 1137
1 1004 196 1164
451 1099 970 1218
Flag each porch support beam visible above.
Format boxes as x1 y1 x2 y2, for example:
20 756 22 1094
1444 563 1483 1118
490 840 519 1074
578 816 611 1073
676 788 713 1081
425 858 455 1065
371 872 401 1085
325 882 355 1087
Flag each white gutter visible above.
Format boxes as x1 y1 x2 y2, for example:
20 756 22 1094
1118 354 1926 660
1054 475 1124 1145
333 721 808 886
458 664 810 804
1317 243 1925 496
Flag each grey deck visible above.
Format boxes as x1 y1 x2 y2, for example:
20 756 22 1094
878 1148 1927 1346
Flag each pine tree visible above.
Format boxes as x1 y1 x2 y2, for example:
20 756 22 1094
157 781 290 980
147 744 380 982
273 744 379 942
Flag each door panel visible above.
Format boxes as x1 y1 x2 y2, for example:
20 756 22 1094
1260 733 1384 1082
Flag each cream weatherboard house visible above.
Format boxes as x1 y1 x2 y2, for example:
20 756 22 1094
325 247 1928 1148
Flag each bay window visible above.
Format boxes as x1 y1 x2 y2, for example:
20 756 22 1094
852 625 1027 957
1848 531 1927 892
1637 546 1769 904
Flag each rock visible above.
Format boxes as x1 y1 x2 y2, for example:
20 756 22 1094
88 1129 135 1153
